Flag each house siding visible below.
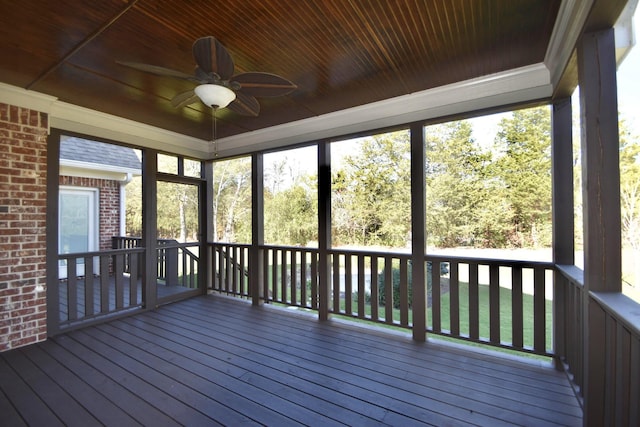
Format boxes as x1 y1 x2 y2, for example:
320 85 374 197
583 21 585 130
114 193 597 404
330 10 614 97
0 103 48 351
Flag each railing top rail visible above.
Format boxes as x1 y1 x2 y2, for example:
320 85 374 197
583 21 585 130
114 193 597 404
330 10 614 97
590 291 640 338
58 247 145 259
157 241 200 249
427 253 554 268
556 264 584 286
329 247 411 258
260 244 319 252
209 241 252 249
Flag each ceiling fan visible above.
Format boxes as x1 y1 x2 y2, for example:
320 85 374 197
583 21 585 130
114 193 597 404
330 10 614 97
117 36 297 117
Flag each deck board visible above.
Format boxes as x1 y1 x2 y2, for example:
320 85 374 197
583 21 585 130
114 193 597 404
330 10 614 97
0 294 582 426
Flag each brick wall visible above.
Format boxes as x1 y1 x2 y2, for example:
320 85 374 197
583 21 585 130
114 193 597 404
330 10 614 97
59 176 121 251
0 103 48 351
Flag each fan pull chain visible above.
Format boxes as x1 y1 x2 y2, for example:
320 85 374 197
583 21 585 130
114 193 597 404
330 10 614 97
212 107 218 157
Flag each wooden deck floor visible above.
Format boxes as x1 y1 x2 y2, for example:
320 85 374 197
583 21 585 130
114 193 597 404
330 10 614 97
0 295 582 426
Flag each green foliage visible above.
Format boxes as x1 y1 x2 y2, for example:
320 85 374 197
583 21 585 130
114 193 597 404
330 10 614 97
425 121 508 248
620 118 640 251
212 157 252 243
333 131 411 248
493 107 552 247
376 262 447 309
264 178 318 245
125 107 557 252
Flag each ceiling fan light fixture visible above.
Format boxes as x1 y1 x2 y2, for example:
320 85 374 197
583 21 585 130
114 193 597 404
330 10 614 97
194 84 236 109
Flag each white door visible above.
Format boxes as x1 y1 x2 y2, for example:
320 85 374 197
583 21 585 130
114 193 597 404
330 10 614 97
59 188 98 279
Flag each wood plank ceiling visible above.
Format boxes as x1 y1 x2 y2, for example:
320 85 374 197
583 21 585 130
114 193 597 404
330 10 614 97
0 0 561 141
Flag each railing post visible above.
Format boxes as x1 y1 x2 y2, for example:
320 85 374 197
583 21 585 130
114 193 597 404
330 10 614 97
142 150 158 309
578 27 622 426
165 245 179 286
410 122 426 341
250 153 264 305
551 96 574 368
318 141 332 321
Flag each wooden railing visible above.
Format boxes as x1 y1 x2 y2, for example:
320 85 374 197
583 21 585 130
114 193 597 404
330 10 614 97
207 243 554 356
587 292 640 425
554 265 585 395
112 236 200 289
263 245 319 309
56 247 144 330
156 240 200 289
210 242 251 297
555 265 640 422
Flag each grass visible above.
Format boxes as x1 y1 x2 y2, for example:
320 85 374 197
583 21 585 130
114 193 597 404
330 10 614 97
329 281 553 354
439 281 553 351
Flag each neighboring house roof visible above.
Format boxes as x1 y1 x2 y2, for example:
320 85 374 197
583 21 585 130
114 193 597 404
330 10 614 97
61 136 141 171
60 136 141 181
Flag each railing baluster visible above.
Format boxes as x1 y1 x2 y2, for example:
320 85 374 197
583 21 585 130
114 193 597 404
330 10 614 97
129 252 138 305
100 256 109 313
231 246 237 294
332 253 341 313
225 247 232 293
489 263 500 344
84 255 94 317
384 256 393 323
431 260 441 333
357 255 366 319
399 258 409 327
300 250 307 308
468 263 479 340
239 246 246 295
263 248 270 301
281 249 288 303
271 249 278 302
291 250 297 306
449 261 459 336
512 266 524 348
533 266 546 352
67 258 77 321
344 253 352 315
114 253 124 309
370 256 379 322
310 251 318 309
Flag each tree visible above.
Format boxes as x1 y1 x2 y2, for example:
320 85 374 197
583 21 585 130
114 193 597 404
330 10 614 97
212 157 252 243
620 119 640 288
264 177 318 245
493 107 552 247
333 132 411 248
424 121 503 248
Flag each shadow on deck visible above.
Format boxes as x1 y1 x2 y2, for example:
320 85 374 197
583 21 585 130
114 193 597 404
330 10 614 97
1 295 582 426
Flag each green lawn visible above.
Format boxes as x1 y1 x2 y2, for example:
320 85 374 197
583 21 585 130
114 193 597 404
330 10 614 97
332 281 553 353
438 281 553 350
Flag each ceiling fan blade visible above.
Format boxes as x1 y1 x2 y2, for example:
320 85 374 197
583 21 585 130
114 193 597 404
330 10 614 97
171 90 199 108
231 72 297 97
192 36 234 80
116 61 197 81
227 92 260 117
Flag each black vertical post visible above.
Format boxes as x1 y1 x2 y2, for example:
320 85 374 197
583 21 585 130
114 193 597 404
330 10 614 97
142 150 158 309
318 142 332 321
250 153 264 305
410 122 427 341
202 162 214 294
